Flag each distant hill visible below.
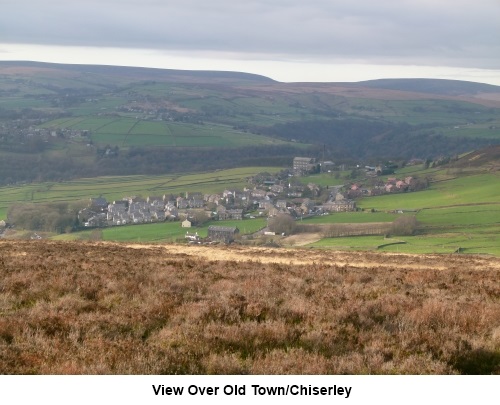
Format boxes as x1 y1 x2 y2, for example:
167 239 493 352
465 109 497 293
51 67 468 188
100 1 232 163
0 60 276 84
0 60 499 184
355 78 500 96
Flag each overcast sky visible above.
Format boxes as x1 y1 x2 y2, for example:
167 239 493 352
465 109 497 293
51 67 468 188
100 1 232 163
1 0 499 84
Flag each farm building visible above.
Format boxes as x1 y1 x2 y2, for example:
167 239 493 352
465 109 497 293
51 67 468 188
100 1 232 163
207 225 239 243
181 219 192 228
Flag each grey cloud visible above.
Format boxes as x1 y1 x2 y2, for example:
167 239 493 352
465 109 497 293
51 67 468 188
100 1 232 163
1 0 499 69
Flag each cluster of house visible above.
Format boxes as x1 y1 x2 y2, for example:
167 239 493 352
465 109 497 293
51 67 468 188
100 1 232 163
79 178 358 229
79 157 408 230
0 120 90 141
346 176 421 199
80 196 171 228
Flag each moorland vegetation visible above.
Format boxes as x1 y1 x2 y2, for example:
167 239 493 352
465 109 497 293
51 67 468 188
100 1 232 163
1 240 498 374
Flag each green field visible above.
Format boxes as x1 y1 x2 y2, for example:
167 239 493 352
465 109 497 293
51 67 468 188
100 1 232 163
0 167 281 219
102 222 187 242
417 204 500 227
308 166 500 255
39 116 295 148
3 165 500 255
55 218 267 243
307 227 500 255
301 211 398 224
358 173 499 211
299 172 349 187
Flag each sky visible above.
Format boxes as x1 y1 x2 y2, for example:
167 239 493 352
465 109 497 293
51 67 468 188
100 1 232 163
1 0 499 85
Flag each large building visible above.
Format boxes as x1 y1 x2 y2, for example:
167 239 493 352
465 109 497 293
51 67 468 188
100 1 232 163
293 157 316 175
207 225 239 243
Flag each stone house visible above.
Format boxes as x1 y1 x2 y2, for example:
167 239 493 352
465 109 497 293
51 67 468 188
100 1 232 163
176 197 189 209
208 225 239 243
89 197 108 211
323 200 356 212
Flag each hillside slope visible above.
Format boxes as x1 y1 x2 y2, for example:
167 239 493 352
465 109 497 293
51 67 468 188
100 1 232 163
0 60 275 84
356 78 500 96
1 61 500 184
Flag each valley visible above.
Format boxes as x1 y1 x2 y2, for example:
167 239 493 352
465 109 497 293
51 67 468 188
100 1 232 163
0 62 499 376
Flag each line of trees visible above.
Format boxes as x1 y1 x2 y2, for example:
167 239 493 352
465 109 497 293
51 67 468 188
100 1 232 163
0 144 319 186
7 201 87 233
255 118 495 159
0 145 318 185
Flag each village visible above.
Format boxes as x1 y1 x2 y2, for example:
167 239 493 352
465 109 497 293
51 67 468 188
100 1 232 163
77 157 428 242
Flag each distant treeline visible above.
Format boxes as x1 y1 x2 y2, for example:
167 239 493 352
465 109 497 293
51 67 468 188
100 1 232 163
0 144 318 186
255 118 495 159
7 202 85 233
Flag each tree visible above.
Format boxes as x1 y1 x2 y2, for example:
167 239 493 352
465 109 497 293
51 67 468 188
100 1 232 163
268 214 296 235
192 210 210 226
7 202 79 234
390 216 419 236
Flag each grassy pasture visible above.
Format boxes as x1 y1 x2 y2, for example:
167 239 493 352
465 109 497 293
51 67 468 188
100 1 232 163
69 97 129 115
102 217 266 242
0 167 281 215
97 118 136 133
130 120 167 136
301 211 398 224
91 133 128 145
440 125 500 140
40 117 86 128
308 226 500 255
337 97 500 128
299 172 349 187
358 173 499 211
417 204 500 227
378 231 500 255
0 97 48 109
39 116 293 148
102 221 186 242
309 167 500 255
57 217 267 242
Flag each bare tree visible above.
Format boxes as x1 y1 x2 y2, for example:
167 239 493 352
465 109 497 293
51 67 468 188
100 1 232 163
390 216 419 236
268 214 296 235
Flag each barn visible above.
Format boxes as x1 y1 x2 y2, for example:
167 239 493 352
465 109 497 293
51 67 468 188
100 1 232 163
207 225 239 243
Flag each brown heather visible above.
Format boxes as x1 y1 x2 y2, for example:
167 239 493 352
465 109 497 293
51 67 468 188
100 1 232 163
0 240 499 374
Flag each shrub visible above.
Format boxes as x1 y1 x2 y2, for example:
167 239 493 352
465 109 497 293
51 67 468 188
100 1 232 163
390 216 418 236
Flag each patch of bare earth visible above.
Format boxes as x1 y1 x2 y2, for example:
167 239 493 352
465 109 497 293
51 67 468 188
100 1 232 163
281 232 323 246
